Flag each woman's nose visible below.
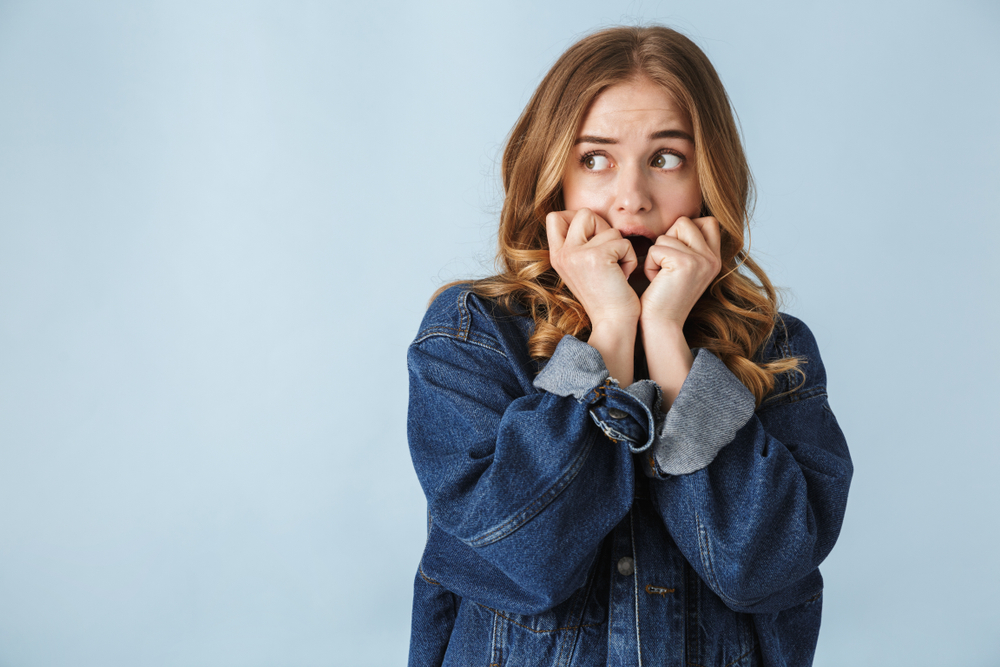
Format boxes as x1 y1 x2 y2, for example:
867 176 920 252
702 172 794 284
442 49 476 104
614 165 652 214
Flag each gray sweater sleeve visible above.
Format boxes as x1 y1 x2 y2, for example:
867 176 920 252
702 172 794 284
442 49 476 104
533 335 663 408
648 348 755 476
533 337 754 470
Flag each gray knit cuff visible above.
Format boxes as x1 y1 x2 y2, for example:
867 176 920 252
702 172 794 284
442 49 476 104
534 336 659 452
650 348 755 475
533 336 609 400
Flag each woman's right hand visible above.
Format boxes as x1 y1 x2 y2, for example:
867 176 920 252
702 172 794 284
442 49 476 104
546 209 640 384
545 209 641 327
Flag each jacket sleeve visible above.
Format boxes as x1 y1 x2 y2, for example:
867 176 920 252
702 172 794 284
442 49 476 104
644 316 853 614
408 323 658 615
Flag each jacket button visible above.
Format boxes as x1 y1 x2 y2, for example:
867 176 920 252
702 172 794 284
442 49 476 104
608 408 628 419
617 556 634 576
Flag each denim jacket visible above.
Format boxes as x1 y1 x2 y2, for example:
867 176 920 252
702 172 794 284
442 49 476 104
407 286 852 667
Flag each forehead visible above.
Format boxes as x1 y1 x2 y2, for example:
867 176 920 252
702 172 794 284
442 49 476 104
578 78 691 136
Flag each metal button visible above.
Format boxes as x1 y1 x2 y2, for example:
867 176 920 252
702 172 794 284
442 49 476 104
607 408 628 419
617 556 634 576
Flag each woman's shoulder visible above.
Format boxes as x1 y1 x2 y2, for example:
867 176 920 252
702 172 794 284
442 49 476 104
757 312 830 403
413 283 532 352
762 313 823 361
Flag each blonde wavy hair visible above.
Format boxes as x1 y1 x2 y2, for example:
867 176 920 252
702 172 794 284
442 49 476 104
442 25 800 405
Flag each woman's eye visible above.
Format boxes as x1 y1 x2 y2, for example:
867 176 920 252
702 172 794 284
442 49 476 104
652 153 682 169
583 154 611 170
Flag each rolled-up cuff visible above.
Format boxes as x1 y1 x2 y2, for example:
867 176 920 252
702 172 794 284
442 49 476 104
649 348 755 476
534 336 658 452
533 335 609 400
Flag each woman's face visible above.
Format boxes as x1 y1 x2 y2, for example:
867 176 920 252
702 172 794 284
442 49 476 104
561 77 703 261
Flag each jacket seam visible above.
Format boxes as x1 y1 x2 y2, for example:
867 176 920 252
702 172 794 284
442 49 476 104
418 564 441 586
413 330 508 358
695 511 748 610
414 289 508 356
465 430 598 547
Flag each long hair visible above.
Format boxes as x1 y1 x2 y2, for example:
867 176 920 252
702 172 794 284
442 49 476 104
441 26 800 405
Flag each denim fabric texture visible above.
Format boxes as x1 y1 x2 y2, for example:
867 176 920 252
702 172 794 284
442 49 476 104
407 286 852 667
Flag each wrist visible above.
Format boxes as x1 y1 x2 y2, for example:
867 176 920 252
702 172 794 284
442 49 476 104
588 319 637 387
638 317 685 343
640 322 693 410
591 316 639 338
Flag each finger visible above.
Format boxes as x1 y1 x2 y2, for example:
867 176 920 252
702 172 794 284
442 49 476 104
545 210 573 253
591 210 612 234
664 217 713 257
644 238 698 280
691 216 722 260
611 238 638 279
565 208 610 246
587 227 625 246
651 235 697 254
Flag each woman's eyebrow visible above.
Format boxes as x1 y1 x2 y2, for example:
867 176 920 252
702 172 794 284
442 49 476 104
649 129 694 142
575 135 616 145
574 129 694 145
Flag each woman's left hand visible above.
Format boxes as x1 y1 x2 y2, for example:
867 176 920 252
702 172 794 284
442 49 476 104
639 216 723 328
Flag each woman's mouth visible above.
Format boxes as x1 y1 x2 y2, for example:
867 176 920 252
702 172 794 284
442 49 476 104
626 235 653 263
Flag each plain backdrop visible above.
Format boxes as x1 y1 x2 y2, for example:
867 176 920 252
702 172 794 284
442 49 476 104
1 1 998 665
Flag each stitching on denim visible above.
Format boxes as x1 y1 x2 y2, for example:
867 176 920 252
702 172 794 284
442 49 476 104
489 608 499 667
457 289 469 340
413 329 507 357
590 415 632 444
587 382 608 405
696 511 751 610
695 512 720 593
417 564 441 586
463 336 507 357
647 455 656 476
474 604 603 634
498 608 507 666
465 432 597 547
807 591 822 603
629 510 643 666
645 584 675 597
413 326 462 344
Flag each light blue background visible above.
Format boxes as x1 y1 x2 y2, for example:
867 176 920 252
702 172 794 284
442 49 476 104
1 1 998 665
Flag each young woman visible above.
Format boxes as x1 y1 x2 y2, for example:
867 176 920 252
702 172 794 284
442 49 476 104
406 26 852 667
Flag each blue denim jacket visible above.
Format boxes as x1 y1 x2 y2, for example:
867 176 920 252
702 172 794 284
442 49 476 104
407 286 852 667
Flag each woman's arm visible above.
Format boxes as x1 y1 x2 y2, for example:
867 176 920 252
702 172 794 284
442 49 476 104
644 316 853 614
638 214 721 408
545 208 640 385
407 290 658 614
